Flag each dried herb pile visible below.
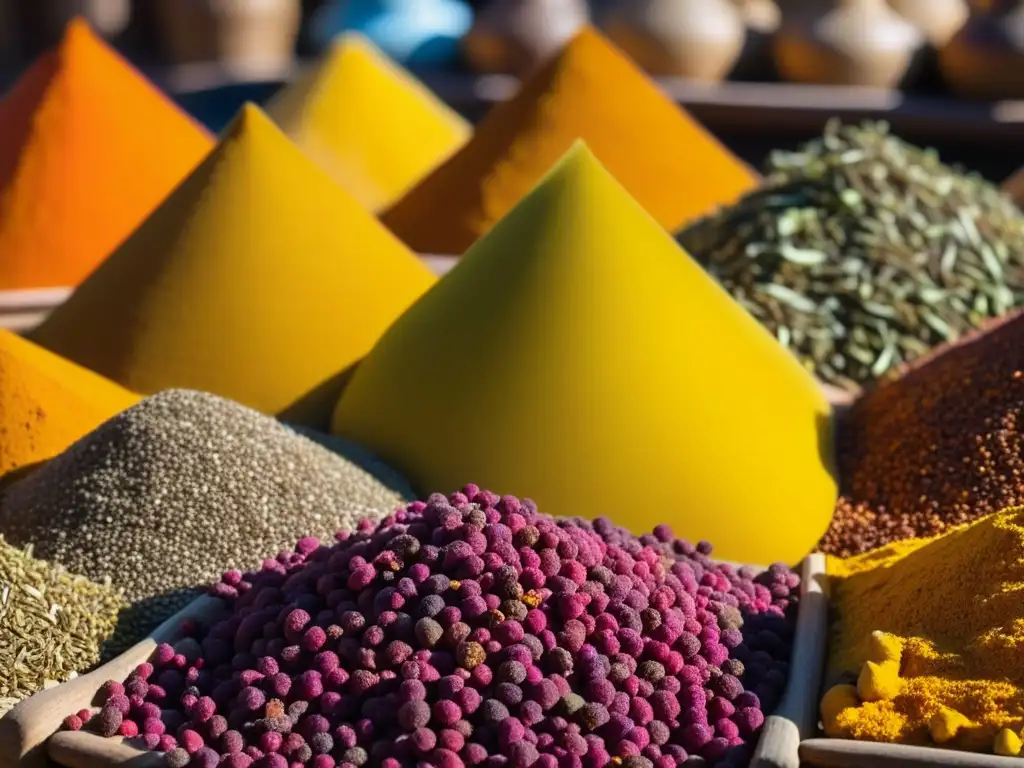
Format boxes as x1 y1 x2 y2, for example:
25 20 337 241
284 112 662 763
678 120 1024 391
0 536 123 714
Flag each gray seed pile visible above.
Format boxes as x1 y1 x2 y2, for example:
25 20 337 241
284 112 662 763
0 389 412 647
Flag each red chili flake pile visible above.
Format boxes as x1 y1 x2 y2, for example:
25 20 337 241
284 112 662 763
821 310 1024 556
68 486 800 767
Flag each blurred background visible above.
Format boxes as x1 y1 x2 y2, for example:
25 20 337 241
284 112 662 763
1 0 1021 182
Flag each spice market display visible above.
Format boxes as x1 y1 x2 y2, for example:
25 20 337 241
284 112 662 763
2 11 1024 768
64 489 800 768
678 120 1024 392
265 33 472 213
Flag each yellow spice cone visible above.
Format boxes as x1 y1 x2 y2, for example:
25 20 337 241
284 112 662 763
30 104 437 429
333 142 837 564
265 33 471 213
0 330 139 478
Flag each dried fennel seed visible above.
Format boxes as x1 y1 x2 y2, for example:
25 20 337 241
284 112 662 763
678 120 1024 391
0 537 123 713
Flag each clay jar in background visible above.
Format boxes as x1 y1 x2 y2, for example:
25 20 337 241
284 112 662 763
774 0 927 87
730 0 783 80
940 0 1024 99
888 0 969 46
602 0 745 81
462 0 590 76
155 0 302 79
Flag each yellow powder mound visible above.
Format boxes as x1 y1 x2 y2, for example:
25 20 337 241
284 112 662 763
0 330 139 479
30 104 437 430
825 510 1024 747
333 142 835 565
266 33 471 213
381 26 759 256
0 18 213 291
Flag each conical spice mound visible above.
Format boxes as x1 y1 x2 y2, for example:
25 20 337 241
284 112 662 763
0 329 140 479
266 33 471 213
30 104 437 429
335 142 835 565
381 27 758 256
0 18 213 291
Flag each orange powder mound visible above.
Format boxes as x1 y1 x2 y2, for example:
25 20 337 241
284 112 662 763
336 143 834 565
265 33 471 213
0 18 213 291
0 329 139 479
381 26 758 255
30 104 437 430
1006 165 1024 206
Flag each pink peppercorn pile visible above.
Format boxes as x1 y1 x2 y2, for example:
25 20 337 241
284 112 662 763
71 486 799 768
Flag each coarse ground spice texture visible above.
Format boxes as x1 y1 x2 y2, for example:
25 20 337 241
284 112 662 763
0 389 411 649
29 103 436 430
822 508 1024 751
266 33 471 212
820 310 1024 556
73 488 801 768
0 329 139 480
381 26 757 255
0 535 123 716
0 19 212 290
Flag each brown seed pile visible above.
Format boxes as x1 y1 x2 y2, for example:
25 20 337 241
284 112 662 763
0 536 123 714
0 389 412 647
820 310 1024 556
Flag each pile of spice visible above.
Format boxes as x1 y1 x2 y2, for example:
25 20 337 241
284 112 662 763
0 329 139 481
339 143 836 568
381 26 757 255
0 536 123 716
677 120 1024 391
72 487 801 768
821 310 1024 556
266 33 471 212
0 18 212 290
822 507 1024 756
0 389 411 647
29 104 436 430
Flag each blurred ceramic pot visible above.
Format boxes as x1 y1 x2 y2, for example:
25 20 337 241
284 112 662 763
731 0 782 79
21 0 131 51
462 0 590 75
156 0 301 78
310 0 473 68
774 0 926 87
888 0 968 46
940 0 1024 99
602 0 745 81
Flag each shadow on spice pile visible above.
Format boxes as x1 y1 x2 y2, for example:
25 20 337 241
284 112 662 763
66 489 803 767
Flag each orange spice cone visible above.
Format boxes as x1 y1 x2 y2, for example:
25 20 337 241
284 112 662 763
0 329 140 479
0 18 214 291
381 26 759 256
266 33 471 213
335 143 836 565
1006 165 1024 205
30 104 437 430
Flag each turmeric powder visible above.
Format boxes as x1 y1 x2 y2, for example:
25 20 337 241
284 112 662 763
822 508 1024 750
0 330 139 479
381 26 757 255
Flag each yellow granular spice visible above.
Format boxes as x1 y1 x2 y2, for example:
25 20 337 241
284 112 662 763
824 508 1024 749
